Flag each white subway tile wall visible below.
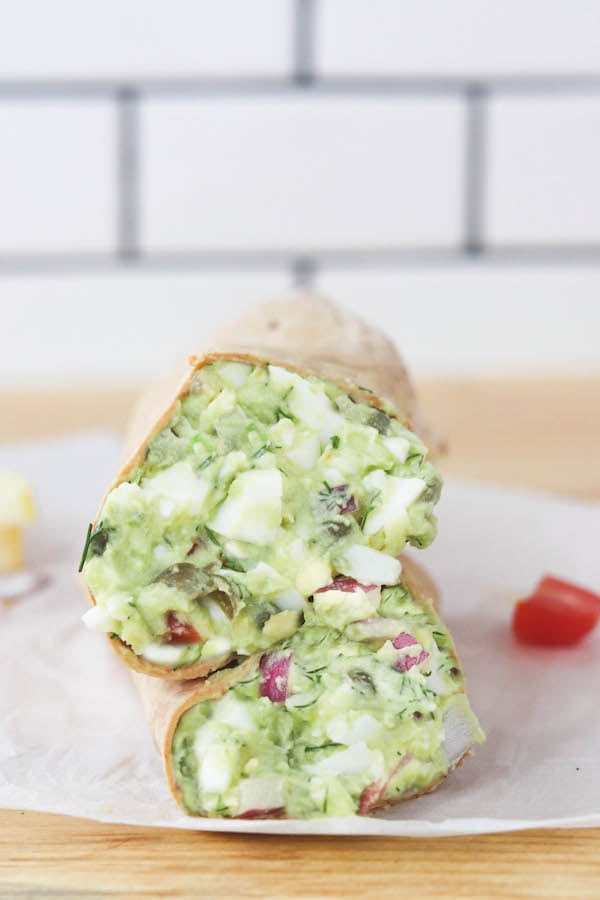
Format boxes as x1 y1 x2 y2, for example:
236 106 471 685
0 0 599 384
0 1 292 78
0 101 115 253
488 96 600 245
1 272 598 386
316 270 600 375
141 97 464 252
317 0 600 75
0 273 292 385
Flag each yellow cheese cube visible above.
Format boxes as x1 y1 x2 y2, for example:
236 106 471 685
0 525 23 573
0 469 36 525
0 470 36 573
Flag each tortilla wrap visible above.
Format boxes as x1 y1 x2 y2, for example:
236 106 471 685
83 294 442 679
132 556 479 818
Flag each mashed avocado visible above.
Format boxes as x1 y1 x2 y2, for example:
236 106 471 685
82 361 442 669
171 580 484 818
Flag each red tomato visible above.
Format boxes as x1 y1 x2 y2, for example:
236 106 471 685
165 611 202 644
512 576 600 647
536 576 600 614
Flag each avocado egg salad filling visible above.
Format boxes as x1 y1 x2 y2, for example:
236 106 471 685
171 578 484 818
82 361 442 674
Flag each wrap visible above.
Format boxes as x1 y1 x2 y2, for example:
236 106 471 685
81 295 443 679
133 557 484 819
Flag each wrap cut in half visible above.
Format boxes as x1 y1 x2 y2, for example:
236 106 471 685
134 557 484 819
80 294 444 679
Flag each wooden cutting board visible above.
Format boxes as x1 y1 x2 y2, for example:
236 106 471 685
1 375 599 899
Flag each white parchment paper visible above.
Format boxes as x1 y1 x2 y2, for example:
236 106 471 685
0 431 599 836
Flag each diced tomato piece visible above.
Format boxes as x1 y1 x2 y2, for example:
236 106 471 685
315 576 376 594
536 576 600 614
165 611 202 644
512 576 600 648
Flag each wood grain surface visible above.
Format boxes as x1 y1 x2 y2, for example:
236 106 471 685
1 375 599 899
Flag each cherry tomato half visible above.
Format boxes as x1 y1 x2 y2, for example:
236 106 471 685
512 575 600 647
536 575 600 614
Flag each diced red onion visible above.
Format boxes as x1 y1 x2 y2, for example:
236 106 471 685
392 631 418 650
358 753 414 815
394 649 429 673
259 652 292 702
330 484 357 515
339 495 357 515
236 806 285 819
315 576 377 595
357 780 385 816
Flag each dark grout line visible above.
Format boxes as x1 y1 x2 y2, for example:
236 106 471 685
463 84 488 254
293 0 316 85
1 75 600 99
291 258 317 288
1 246 600 276
116 88 140 259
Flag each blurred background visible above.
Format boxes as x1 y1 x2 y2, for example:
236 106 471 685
0 0 599 389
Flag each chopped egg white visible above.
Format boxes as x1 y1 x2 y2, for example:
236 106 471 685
210 469 282 545
287 434 321 469
204 389 236 423
218 451 248 484
269 418 296 451
205 598 228 623
274 587 305 611
295 557 332 597
383 436 410 463
363 471 426 537
238 776 284 814
199 745 234 794
243 561 287 595
442 695 480 766
308 741 376 776
201 637 232 658
143 461 210 516
81 605 117 633
268 365 342 440
218 362 251 388
312 583 380 629
326 713 382 746
424 647 448 695
159 498 175 518
106 592 135 619
213 695 255 731
141 642 187 665
340 545 402 586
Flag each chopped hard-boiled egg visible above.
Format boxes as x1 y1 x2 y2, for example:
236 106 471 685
143 461 211 515
362 470 426 538
0 468 37 573
340 544 402 586
210 470 283 545
312 581 381 629
308 741 377 776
